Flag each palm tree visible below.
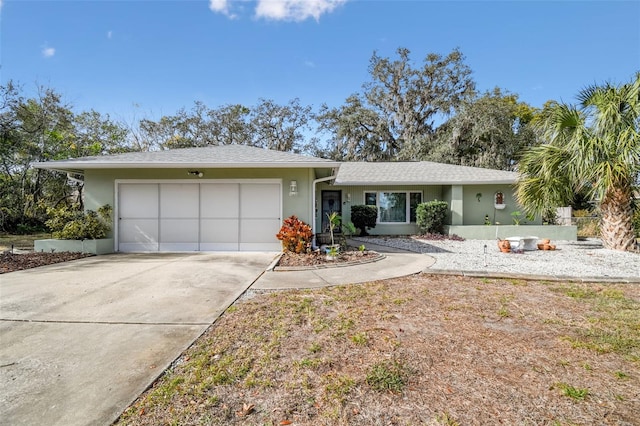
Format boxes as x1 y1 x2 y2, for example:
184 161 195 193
516 73 640 251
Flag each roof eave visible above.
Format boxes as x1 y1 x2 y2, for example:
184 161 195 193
32 161 341 171
334 180 516 186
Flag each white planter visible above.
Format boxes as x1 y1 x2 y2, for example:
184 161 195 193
34 239 114 255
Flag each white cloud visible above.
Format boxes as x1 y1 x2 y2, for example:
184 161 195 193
209 0 237 19
209 0 347 22
255 0 347 22
304 60 315 68
107 30 113 39
42 46 56 58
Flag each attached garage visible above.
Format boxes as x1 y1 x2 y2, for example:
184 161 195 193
117 180 282 252
31 145 340 254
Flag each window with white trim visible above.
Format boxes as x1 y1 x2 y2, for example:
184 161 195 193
364 191 422 224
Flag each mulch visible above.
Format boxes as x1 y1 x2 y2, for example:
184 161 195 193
0 252 93 274
277 250 379 268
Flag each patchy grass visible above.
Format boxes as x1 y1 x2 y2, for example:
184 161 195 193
365 360 409 393
116 275 640 425
0 232 50 251
553 284 640 361
554 382 590 401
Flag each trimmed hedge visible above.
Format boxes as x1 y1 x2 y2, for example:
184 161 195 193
351 205 377 236
416 201 449 234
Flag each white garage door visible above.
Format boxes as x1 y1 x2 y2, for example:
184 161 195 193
117 181 281 252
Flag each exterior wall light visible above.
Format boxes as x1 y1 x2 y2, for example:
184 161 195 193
289 180 298 196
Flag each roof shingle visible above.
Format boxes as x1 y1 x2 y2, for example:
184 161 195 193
32 144 339 171
334 162 517 185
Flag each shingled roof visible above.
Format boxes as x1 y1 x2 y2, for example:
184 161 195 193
334 162 517 185
32 144 340 172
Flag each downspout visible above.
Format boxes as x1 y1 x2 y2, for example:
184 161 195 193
311 174 337 247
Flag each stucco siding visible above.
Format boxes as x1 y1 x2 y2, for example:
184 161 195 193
462 185 541 225
317 184 443 234
84 168 320 235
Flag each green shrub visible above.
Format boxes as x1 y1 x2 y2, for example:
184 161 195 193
350 205 377 236
275 215 312 253
416 200 448 234
46 204 112 240
341 221 357 236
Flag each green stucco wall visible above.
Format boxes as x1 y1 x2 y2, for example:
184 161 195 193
311 183 540 236
317 184 443 235
445 225 577 241
461 185 541 226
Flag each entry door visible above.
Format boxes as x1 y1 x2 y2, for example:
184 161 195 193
321 190 342 233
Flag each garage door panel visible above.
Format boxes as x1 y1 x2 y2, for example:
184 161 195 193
240 218 281 251
240 184 280 218
159 219 199 251
201 219 239 242
118 219 159 252
161 184 199 218
119 184 158 218
200 242 240 251
201 184 239 218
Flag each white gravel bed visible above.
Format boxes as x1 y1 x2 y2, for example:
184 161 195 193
353 236 640 280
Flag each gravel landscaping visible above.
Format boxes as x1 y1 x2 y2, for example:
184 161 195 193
352 236 640 280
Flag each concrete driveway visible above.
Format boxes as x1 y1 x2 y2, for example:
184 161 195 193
0 252 276 426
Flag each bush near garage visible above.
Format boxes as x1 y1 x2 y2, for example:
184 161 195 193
46 204 112 240
276 215 313 253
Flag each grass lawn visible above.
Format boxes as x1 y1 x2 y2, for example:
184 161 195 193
0 233 50 251
116 274 639 426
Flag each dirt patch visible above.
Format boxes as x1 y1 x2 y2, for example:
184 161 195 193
0 251 93 273
116 275 640 426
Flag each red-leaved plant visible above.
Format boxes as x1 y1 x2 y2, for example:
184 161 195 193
276 215 313 253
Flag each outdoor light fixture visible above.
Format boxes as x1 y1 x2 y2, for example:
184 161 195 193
188 170 203 177
346 193 351 203
289 180 298 196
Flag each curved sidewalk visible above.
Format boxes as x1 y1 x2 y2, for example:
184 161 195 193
251 243 434 290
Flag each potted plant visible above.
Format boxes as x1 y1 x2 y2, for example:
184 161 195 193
497 239 511 253
325 212 341 259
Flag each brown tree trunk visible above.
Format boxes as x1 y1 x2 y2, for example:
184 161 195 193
599 187 635 251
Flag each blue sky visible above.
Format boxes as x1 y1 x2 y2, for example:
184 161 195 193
1 0 639 123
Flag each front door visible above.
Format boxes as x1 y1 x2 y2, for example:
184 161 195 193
321 190 342 233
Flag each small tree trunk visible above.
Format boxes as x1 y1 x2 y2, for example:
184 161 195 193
599 188 635 251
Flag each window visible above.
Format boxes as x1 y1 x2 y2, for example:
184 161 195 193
364 191 422 224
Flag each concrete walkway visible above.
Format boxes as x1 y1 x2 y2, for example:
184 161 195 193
252 241 435 290
0 252 276 426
